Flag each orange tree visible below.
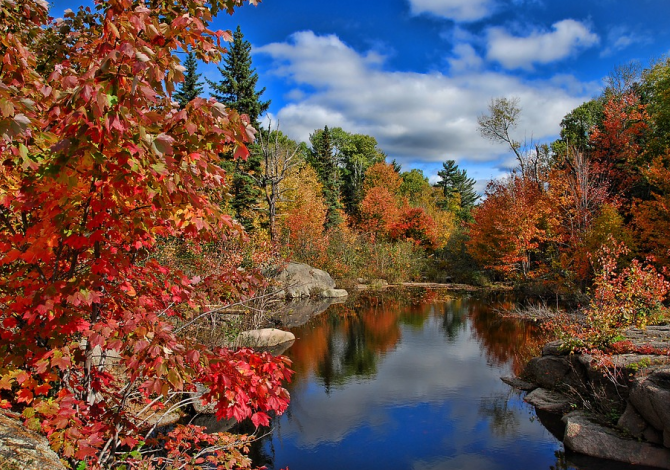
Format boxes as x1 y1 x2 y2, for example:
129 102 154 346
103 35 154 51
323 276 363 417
0 1 291 468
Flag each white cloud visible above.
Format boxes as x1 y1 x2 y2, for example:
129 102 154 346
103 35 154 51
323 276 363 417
600 26 651 57
256 31 593 172
448 43 484 73
408 0 496 22
486 19 600 69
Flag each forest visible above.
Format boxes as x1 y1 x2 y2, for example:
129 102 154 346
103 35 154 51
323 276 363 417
1 0 669 468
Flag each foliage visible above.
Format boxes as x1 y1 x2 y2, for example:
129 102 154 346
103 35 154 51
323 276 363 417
207 25 269 127
467 176 557 281
208 25 269 232
277 162 328 264
308 126 343 229
0 1 292 467
581 239 669 347
173 52 204 109
434 160 478 220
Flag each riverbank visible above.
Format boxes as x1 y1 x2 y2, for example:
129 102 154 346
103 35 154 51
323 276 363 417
505 326 670 468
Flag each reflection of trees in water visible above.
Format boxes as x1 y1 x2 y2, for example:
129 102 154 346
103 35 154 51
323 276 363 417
468 296 545 376
287 290 438 390
436 299 468 340
478 392 521 438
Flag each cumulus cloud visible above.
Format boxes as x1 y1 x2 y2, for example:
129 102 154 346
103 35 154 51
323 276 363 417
256 31 593 172
408 0 496 22
486 19 600 69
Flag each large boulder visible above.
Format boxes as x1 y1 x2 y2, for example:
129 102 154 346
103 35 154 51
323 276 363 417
275 262 336 298
0 413 65 470
563 411 670 469
523 355 586 392
628 367 670 448
235 328 296 349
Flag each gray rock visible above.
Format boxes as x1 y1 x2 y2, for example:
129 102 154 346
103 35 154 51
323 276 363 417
542 340 566 356
563 411 670 469
524 355 574 389
524 388 573 412
191 383 217 414
618 403 649 438
235 328 296 349
320 288 348 298
0 413 65 470
500 376 537 391
629 367 670 447
275 262 335 298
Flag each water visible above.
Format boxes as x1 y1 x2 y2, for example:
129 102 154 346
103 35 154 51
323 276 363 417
244 289 648 470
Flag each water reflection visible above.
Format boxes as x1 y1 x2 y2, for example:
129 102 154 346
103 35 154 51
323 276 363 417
245 290 641 470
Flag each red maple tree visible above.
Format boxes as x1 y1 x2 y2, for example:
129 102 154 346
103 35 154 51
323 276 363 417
0 1 291 467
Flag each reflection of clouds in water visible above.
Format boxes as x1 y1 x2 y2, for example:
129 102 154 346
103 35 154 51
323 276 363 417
413 453 503 470
281 314 516 448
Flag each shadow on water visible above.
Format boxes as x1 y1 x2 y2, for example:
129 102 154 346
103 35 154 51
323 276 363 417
205 288 652 470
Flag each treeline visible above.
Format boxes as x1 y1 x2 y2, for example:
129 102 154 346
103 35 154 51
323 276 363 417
179 27 478 282
468 60 670 294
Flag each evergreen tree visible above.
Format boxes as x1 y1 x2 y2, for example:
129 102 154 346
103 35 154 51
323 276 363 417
207 25 269 126
435 160 479 220
207 26 270 231
309 126 343 228
173 52 203 108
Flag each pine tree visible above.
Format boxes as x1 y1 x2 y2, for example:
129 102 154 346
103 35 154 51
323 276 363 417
309 126 343 228
207 25 269 126
207 26 270 231
173 52 203 108
436 160 479 220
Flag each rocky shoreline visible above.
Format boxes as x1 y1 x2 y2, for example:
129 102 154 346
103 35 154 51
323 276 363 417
504 325 670 469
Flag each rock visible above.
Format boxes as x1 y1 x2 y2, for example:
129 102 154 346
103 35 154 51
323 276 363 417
275 262 335 298
0 413 66 470
624 326 670 351
320 288 348 298
629 367 670 447
563 411 670 469
618 403 648 438
500 376 537 391
191 383 217 414
542 340 566 356
235 328 296 349
524 355 584 391
370 279 389 288
524 388 573 412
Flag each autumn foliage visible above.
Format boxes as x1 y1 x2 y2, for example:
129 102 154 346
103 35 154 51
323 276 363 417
0 1 292 467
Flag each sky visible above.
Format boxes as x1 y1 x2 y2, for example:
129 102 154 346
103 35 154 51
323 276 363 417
50 0 670 191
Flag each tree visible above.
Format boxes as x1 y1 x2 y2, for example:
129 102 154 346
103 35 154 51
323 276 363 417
0 2 291 467
478 97 523 166
173 51 204 108
208 25 270 232
250 121 302 240
207 25 269 127
467 176 556 280
478 97 550 184
309 126 343 228
435 160 479 220
554 99 604 155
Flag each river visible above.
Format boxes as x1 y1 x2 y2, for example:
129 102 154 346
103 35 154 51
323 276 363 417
241 288 652 470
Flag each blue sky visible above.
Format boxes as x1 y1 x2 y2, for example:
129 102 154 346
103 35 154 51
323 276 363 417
50 0 670 190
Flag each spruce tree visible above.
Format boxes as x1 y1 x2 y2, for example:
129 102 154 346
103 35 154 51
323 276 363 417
207 26 270 232
173 52 203 108
435 160 479 220
309 126 343 229
207 26 269 126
